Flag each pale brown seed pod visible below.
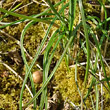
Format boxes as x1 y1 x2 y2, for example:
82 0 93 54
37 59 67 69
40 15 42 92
32 71 43 84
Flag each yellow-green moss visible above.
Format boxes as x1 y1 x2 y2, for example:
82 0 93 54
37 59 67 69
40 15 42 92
53 60 110 109
1 0 110 109
0 72 32 109
54 60 85 106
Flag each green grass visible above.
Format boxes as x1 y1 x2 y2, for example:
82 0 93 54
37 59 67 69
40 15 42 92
0 0 110 110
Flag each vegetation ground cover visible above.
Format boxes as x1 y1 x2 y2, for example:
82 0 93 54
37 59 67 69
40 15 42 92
0 0 110 110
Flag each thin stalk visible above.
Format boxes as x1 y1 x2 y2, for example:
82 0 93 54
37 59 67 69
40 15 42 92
46 0 67 25
20 21 37 110
0 0 66 29
79 0 90 87
39 29 60 110
90 93 95 110
95 83 99 110
0 2 22 21
91 31 110 90
0 8 59 28
69 0 76 31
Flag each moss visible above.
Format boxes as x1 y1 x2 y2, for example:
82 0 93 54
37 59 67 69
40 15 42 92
24 23 46 57
0 94 17 110
54 60 85 106
53 60 110 109
1 0 110 109
83 1 100 15
0 72 32 109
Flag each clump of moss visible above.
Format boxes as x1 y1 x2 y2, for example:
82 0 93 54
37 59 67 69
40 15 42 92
53 60 110 109
83 0 100 15
24 23 46 57
0 71 32 109
54 60 85 106
5 23 26 39
0 94 17 110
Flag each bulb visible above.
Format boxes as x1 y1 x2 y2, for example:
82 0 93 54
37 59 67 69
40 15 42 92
32 71 43 84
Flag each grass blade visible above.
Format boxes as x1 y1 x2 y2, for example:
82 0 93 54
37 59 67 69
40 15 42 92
39 29 60 110
0 8 59 28
46 0 67 25
20 21 37 110
69 0 76 31
79 0 90 87
91 31 110 90
95 83 99 110
0 0 66 29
